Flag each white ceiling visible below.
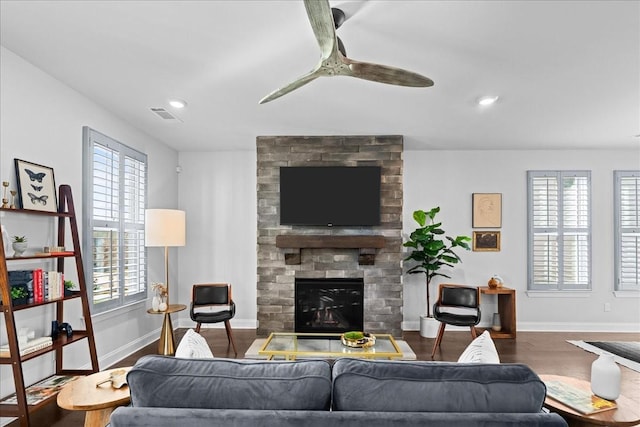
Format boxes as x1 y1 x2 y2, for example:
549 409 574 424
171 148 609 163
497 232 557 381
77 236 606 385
1 0 638 152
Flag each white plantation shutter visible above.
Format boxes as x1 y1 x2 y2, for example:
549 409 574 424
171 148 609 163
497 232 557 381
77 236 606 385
615 171 640 291
528 171 591 290
83 127 147 312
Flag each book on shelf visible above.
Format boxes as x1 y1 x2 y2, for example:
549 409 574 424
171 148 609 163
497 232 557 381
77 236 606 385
545 380 617 415
0 375 78 405
0 336 53 357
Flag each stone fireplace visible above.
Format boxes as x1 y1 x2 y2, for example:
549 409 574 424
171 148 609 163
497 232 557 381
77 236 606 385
256 136 403 337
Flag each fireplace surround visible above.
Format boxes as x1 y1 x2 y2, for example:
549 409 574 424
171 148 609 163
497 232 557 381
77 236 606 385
256 136 404 337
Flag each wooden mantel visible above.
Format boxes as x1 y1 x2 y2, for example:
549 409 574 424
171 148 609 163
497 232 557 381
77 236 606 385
275 235 386 265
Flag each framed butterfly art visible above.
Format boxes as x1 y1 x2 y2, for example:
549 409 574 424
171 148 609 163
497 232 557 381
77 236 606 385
14 159 58 212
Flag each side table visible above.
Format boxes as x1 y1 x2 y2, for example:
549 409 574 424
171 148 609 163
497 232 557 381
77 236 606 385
147 303 186 355
540 374 640 427
57 367 132 427
478 286 516 338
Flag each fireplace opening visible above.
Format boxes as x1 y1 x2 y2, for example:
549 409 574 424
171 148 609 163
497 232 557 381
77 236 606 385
295 278 364 333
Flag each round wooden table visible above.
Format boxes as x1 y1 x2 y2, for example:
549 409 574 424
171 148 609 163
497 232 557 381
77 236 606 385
147 303 186 355
540 374 640 427
57 367 132 427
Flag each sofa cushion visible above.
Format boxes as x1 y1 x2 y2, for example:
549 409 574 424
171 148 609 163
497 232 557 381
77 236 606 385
127 355 332 410
175 329 214 359
457 330 500 363
332 358 546 413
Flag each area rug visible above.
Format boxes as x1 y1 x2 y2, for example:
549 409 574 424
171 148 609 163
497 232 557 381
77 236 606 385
568 340 640 372
244 338 417 360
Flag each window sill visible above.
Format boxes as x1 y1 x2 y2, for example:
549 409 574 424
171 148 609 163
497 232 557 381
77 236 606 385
526 290 591 298
90 299 147 322
613 290 640 298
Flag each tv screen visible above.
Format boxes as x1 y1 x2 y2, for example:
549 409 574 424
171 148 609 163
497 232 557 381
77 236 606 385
280 166 381 226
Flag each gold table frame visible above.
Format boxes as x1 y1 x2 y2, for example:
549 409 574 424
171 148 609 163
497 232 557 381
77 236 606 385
258 332 403 360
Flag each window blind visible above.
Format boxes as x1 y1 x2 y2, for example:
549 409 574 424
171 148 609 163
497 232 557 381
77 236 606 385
615 171 640 291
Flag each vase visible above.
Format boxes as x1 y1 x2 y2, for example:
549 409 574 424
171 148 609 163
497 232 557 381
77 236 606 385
591 353 621 400
152 296 160 311
491 312 502 331
12 241 27 257
419 315 440 338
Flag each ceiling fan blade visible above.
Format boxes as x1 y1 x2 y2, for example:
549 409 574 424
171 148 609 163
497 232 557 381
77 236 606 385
259 68 322 104
304 0 338 59
347 58 434 87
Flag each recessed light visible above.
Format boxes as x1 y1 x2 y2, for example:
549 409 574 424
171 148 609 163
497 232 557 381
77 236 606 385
478 96 499 106
168 99 187 109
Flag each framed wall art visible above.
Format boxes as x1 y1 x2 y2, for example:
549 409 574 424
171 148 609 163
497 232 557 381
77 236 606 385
472 193 502 228
473 231 501 252
14 159 58 212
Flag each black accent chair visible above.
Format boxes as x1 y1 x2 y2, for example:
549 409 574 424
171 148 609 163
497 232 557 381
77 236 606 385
190 283 237 355
431 284 481 358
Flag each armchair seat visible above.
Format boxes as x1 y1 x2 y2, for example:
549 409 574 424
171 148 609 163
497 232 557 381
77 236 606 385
191 309 234 324
433 312 479 327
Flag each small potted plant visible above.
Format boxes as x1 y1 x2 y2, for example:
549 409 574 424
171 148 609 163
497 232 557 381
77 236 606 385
10 286 28 306
11 235 28 257
64 280 76 297
404 207 471 337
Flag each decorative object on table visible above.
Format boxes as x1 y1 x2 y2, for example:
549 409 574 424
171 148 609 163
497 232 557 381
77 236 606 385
492 313 502 331
64 280 76 297
145 209 186 308
341 331 376 348
472 193 502 228
1 224 10 254
2 181 9 208
590 353 621 400
473 231 501 251
14 159 58 212
96 368 128 389
10 285 28 306
11 235 28 257
9 190 17 209
151 282 168 311
404 207 471 338
487 274 504 288
545 379 617 415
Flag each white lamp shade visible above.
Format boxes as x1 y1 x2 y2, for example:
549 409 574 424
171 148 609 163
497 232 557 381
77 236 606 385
145 209 186 247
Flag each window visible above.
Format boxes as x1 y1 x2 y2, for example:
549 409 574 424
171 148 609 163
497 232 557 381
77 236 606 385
83 127 147 312
527 171 591 291
615 171 640 291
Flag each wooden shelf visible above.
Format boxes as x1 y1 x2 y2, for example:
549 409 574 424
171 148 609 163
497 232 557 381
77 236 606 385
0 185 99 426
275 234 386 265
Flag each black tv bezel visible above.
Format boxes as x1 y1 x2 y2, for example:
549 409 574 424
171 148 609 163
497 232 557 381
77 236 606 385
279 166 381 227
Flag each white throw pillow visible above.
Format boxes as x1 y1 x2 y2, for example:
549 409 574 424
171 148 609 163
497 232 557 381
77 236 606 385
457 330 500 363
175 329 214 359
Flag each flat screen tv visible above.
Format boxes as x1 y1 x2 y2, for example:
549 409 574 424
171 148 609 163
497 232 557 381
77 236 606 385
279 166 381 226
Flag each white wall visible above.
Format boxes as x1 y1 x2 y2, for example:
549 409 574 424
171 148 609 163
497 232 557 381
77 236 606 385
403 150 640 332
0 46 179 411
176 151 257 329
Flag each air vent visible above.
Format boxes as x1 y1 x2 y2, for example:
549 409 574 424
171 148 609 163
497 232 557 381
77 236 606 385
150 107 182 121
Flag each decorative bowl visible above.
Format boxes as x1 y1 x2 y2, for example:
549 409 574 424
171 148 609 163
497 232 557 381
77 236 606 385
340 331 376 348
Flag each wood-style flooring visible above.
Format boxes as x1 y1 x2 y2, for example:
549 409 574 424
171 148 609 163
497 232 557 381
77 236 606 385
9 329 640 427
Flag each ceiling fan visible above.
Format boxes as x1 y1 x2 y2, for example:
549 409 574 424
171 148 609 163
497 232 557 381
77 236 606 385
259 0 434 104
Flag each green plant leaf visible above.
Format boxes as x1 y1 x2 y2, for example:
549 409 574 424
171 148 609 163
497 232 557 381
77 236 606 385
413 210 427 227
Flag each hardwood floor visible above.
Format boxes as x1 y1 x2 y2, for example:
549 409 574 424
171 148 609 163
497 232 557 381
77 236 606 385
11 329 640 427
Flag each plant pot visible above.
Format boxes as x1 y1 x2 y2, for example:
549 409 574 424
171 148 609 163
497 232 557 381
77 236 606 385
12 297 27 307
12 241 27 257
419 315 440 338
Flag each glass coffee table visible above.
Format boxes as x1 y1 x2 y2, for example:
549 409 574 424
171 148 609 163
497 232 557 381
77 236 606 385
259 332 403 360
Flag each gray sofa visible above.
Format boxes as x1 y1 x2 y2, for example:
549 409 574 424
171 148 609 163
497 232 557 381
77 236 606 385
110 355 568 427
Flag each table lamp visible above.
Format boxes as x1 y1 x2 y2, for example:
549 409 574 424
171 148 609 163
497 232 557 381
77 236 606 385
145 209 186 307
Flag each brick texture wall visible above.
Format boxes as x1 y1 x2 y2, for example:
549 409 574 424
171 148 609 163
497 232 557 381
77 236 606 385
256 136 403 337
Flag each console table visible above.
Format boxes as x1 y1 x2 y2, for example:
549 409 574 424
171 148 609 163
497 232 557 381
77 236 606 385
478 286 516 339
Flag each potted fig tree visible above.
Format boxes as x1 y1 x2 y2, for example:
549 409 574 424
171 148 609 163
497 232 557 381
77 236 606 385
404 207 471 337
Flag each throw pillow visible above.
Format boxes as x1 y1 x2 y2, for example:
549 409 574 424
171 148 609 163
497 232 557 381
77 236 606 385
175 329 214 359
457 330 500 363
